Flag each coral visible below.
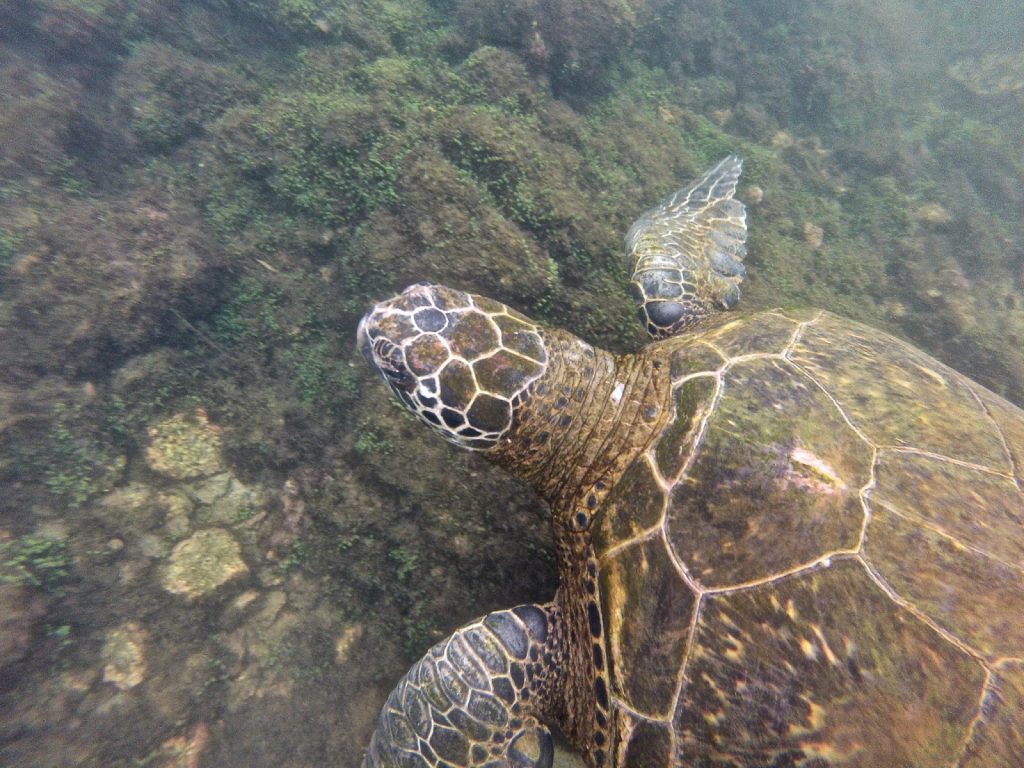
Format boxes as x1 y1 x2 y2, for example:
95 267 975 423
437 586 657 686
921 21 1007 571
100 621 146 690
162 528 248 598
145 409 225 480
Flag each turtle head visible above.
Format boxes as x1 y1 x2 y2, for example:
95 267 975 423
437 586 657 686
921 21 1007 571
357 284 549 451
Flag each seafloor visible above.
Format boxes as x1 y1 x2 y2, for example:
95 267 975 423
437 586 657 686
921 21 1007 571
0 1 1021 766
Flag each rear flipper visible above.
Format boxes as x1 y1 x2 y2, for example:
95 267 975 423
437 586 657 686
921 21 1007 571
363 604 564 768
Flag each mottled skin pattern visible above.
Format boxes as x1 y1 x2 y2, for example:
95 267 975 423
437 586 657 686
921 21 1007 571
358 158 1024 767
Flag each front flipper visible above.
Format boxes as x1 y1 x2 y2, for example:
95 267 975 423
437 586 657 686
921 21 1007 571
626 155 748 337
363 604 564 768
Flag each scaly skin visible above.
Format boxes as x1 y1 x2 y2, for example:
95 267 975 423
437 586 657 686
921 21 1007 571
358 285 674 765
357 158 749 767
363 604 563 768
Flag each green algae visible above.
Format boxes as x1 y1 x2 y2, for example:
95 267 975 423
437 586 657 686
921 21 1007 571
0 535 71 595
0 1 1022 765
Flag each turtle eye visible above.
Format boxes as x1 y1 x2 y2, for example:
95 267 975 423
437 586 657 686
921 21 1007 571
373 338 414 389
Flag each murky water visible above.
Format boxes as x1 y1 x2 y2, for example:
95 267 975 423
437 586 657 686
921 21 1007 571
0 1 1021 766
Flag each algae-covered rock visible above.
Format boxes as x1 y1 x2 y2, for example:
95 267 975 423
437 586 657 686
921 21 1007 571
948 52 1024 97
162 528 247 598
334 623 364 665
0 189 222 380
0 51 79 182
146 409 225 480
101 621 146 690
190 472 264 527
456 0 643 91
152 722 211 768
114 42 257 153
0 583 48 671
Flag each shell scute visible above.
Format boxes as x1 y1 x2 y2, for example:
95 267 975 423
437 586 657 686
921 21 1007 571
600 536 697 717
767 307 821 324
696 310 800 359
654 375 716 482
665 358 870 588
790 313 1008 465
618 715 672 766
865 503 1024 659
593 456 666 554
958 662 1024 767
675 560 985 767
975 388 1024 488
872 451 1024 565
669 342 725 382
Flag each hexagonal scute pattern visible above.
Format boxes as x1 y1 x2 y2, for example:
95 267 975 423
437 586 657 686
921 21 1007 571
675 561 985 767
592 310 1024 765
364 606 560 768
361 285 548 450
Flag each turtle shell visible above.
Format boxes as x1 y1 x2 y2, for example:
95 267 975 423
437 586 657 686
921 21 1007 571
593 309 1024 766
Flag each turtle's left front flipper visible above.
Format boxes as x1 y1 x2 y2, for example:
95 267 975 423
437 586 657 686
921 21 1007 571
363 604 565 768
627 155 748 337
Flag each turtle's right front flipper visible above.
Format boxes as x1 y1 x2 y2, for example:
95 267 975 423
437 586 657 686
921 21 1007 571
363 604 564 768
627 155 748 337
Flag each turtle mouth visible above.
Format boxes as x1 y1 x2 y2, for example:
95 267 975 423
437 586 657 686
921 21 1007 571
356 313 384 380
372 337 415 390
357 311 416 391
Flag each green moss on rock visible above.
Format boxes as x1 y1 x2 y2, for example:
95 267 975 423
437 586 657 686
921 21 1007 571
145 409 225 480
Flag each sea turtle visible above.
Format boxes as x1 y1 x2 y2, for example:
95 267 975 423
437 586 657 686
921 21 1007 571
357 157 1024 767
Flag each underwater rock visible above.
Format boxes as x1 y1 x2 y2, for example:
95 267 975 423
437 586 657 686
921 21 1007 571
162 528 248 599
97 483 162 530
159 491 193 539
101 621 147 690
334 623 364 665
913 202 954 227
264 476 310 560
803 222 825 250
153 721 210 768
193 473 264 528
0 583 47 671
455 0 643 91
146 409 225 480
0 190 222 380
221 591 302 709
948 52 1024 97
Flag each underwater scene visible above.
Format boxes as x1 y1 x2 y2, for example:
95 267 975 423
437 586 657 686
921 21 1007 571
1 0 1023 766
